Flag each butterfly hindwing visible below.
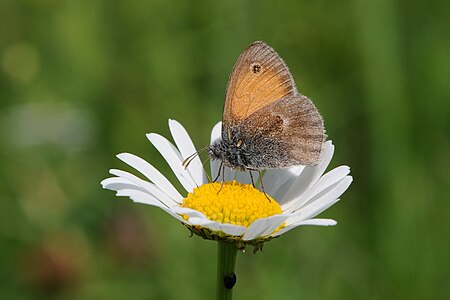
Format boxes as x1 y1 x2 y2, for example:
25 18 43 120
240 95 325 167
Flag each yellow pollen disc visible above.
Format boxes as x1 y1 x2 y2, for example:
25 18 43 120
181 181 282 228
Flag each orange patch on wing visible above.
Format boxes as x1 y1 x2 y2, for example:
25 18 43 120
230 67 294 118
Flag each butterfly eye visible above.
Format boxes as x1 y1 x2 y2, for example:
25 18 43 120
251 63 262 74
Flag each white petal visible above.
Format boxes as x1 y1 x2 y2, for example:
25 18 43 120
114 188 186 222
211 164 236 183
116 188 165 207
223 166 237 182
171 206 207 219
271 218 337 237
101 177 146 192
169 119 207 186
285 166 351 213
187 218 246 236
219 223 247 236
234 170 259 185
209 122 236 182
173 207 246 231
298 218 337 226
280 141 335 208
146 133 196 192
263 166 304 199
242 215 289 241
161 207 186 222
287 175 353 224
307 165 350 199
293 198 341 225
298 176 352 219
210 121 222 144
109 169 178 208
116 153 183 202
172 202 246 235
189 217 222 231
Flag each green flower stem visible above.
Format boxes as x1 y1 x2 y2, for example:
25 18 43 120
216 241 238 300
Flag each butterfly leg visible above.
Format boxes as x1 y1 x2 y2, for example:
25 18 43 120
217 163 225 195
213 162 223 183
258 170 271 202
249 170 256 188
246 168 271 202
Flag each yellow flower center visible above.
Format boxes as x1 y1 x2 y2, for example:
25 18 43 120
182 181 282 228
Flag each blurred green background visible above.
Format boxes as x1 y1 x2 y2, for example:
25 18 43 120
1 0 449 299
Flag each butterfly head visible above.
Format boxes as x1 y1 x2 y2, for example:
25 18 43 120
208 136 249 171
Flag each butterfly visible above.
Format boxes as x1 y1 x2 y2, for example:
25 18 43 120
207 41 325 174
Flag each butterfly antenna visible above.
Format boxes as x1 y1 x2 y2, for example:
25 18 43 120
183 153 199 169
182 152 199 168
182 146 209 169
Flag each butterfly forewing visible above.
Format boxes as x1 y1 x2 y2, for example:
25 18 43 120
223 41 297 125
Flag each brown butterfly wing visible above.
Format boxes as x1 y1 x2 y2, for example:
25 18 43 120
223 41 297 128
242 95 325 166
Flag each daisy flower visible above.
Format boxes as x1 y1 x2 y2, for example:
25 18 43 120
101 119 352 251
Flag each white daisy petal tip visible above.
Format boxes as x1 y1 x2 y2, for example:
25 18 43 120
168 118 207 186
271 218 338 238
116 152 127 159
210 121 222 143
100 178 110 188
328 220 337 226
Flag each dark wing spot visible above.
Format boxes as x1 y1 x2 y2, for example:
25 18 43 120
273 115 284 132
259 115 284 136
251 63 261 74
